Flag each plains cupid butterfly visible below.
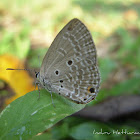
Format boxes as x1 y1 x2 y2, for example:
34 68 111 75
7 18 101 104
36 18 100 104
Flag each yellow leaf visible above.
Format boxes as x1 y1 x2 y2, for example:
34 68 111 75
0 54 35 104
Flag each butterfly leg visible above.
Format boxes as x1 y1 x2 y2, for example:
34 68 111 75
34 81 38 90
34 80 41 99
49 91 55 108
37 84 41 100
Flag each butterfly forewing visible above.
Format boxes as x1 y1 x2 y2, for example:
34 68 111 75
39 18 100 104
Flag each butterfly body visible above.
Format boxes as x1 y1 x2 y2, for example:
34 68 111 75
38 18 100 104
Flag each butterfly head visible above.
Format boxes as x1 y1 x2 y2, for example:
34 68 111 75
35 71 40 80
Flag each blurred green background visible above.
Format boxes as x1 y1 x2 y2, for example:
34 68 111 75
0 0 140 139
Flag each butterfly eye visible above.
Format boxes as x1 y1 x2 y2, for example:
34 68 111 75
35 72 39 78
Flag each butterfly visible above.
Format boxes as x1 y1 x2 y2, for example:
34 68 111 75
36 18 100 104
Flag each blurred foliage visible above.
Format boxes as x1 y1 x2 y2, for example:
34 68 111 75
0 25 30 59
0 54 35 105
0 0 140 139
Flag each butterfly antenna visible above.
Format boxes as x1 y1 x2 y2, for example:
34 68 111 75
6 68 34 72
7 67 42 101
6 68 39 78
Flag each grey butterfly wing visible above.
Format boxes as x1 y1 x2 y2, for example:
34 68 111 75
40 19 78 75
40 18 100 104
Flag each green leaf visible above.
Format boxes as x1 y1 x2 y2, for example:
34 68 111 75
0 89 85 140
69 122 124 140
